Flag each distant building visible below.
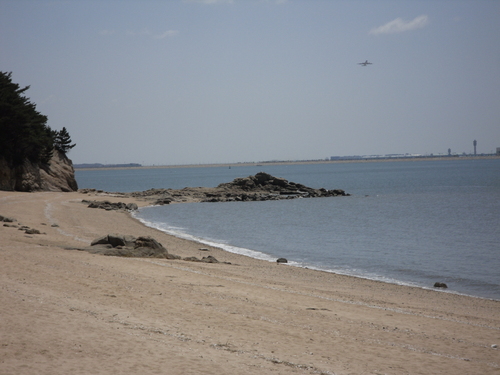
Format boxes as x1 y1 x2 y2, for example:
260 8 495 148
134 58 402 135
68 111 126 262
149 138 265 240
497 147 500 156
473 140 477 155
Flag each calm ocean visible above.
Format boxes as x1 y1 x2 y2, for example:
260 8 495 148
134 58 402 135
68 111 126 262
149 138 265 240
75 159 500 300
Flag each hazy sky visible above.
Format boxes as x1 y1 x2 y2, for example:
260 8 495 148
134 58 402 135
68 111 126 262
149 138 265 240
1 0 499 165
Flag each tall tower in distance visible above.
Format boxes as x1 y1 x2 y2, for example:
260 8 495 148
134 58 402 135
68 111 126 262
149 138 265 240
473 140 477 155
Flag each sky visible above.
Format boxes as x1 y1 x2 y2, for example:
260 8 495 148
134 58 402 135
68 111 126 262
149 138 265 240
1 0 499 165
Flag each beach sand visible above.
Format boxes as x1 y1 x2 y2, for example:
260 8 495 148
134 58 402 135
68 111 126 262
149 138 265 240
1 190 499 374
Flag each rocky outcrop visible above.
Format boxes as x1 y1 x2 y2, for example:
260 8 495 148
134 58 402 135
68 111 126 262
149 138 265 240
85 234 180 259
70 233 229 263
83 200 138 211
0 150 78 192
126 172 349 205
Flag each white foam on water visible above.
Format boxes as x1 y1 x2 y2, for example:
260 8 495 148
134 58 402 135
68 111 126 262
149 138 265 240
133 212 277 262
133 210 480 299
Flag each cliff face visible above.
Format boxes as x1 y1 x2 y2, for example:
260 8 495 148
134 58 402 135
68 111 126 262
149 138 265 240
0 150 78 192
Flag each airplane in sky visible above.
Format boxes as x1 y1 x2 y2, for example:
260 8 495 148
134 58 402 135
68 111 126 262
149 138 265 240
358 60 372 66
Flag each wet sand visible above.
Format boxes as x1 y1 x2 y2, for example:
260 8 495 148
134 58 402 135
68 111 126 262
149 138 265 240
1 190 499 374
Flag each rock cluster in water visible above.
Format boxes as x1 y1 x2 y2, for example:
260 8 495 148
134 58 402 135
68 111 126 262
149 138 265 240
122 172 349 205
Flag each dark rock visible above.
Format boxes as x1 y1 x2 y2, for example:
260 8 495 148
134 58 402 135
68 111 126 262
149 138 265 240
88 234 171 258
279 190 301 196
201 255 219 263
0 215 17 222
91 235 112 246
154 198 172 205
126 203 138 211
277 258 288 263
134 236 164 250
433 282 448 288
166 254 182 260
270 177 289 188
254 172 273 184
85 200 138 211
91 234 136 248
110 234 136 247
25 228 41 235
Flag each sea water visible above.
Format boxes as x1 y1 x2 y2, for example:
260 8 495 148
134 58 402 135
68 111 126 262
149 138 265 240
75 159 500 300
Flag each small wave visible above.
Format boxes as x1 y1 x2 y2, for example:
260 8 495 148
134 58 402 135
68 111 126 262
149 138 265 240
133 212 277 262
282 261 499 300
288 261 423 287
134 212 453 292
132 211 500 301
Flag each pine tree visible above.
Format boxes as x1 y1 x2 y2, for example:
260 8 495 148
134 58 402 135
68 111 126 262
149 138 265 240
0 71 60 166
54 127 76 153
40 128 57 164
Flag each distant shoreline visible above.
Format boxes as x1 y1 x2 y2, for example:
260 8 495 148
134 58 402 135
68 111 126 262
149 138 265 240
74 154 499 171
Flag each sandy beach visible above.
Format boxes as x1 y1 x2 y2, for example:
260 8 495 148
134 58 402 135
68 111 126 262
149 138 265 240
1 190 499 374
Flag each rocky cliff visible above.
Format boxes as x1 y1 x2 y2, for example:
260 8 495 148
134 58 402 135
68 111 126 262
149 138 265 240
0 150 78 192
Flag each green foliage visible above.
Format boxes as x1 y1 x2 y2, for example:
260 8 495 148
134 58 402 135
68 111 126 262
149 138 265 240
0 72 75 167
54 127 75 153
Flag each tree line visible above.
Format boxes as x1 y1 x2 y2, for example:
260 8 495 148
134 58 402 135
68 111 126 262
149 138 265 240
0 71 75 167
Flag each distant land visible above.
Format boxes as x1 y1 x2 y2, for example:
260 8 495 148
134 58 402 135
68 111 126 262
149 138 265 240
73 163 142 169
73 154 499 171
